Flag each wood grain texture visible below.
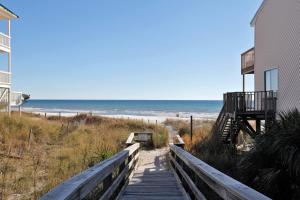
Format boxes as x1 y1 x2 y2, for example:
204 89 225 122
120 148 188 200
170 145 271 200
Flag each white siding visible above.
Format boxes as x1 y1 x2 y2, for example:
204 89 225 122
254 0 300 113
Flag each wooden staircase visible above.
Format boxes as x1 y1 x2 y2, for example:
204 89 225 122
212 104 239 144
212 91 277 146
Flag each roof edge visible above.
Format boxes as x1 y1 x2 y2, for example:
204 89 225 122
0 4 19 19
250 0 267 27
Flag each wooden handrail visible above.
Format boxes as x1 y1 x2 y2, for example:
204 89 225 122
126 132 153 146
126 132 135 146
41 143 140 200
174 134 185 148
169 145 271 200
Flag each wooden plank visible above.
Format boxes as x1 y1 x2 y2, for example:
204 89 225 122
134 132 153 142
120 149 188 200
121 195 185 200
170 145 271 200
175 135 185 148
126 132 135 145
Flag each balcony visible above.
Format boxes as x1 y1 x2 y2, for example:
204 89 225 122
241 47 254 74
0 32 10 52
0 70 11 86
224 91 276 115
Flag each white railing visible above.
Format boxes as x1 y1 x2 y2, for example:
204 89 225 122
0 32 10 49
0 71 11 84
11 91 23 106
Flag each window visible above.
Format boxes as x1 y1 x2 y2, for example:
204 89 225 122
264 68 278 91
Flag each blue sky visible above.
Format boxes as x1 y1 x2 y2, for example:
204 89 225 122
2 0 262 100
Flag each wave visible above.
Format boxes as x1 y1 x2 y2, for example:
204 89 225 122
22 106 219 119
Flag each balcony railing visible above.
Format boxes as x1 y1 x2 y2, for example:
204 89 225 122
0 70 11 85
241 47 255 74
0 32 10 49
224 91 276 114
11 91 23 106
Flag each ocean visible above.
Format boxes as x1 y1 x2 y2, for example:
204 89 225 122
22 100 223 121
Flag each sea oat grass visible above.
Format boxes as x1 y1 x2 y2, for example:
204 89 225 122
0 113 167 199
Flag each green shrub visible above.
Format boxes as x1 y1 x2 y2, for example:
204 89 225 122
239 109 300 200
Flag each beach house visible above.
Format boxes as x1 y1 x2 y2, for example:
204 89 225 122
243 0 300 113
0 4 27 115
214 0 300 147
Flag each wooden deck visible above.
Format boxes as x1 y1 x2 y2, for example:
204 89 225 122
120 149 188 200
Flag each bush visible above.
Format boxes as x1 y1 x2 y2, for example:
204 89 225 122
152 128 168 148
239 109 300 200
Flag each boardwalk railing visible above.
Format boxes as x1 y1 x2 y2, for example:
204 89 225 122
224 91 276 114
126 132 153 146
169 144 271 200
174 134 185 149
41 143 140 200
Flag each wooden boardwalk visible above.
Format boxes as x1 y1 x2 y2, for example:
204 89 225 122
42 132 271 200
120 148 188 200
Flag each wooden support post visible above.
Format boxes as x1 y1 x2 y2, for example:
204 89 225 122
19 106 21 116
190 116 193 143
59 112 61 119
45 113 47 118
256 120 261 134
243 74 245 92
8 89 11 116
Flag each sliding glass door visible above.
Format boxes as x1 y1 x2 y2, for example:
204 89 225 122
264 68 278 91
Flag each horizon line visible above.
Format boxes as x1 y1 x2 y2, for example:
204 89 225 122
27 99 223 101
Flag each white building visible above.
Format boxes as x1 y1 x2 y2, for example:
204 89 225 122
213 0 300 146
0 4 26 115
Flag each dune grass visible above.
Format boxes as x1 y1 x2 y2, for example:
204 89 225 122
165 118 239 177
0 113 168 199
164 119 214 150
167 111 300 199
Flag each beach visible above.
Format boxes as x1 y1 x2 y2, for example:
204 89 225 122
20 100 222 123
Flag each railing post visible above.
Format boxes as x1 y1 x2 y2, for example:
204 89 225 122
190 116 193 143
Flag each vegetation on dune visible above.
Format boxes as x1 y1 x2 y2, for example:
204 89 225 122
164 119 214 150
239 110 300 200
0 113 168 200
171 110 300 200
